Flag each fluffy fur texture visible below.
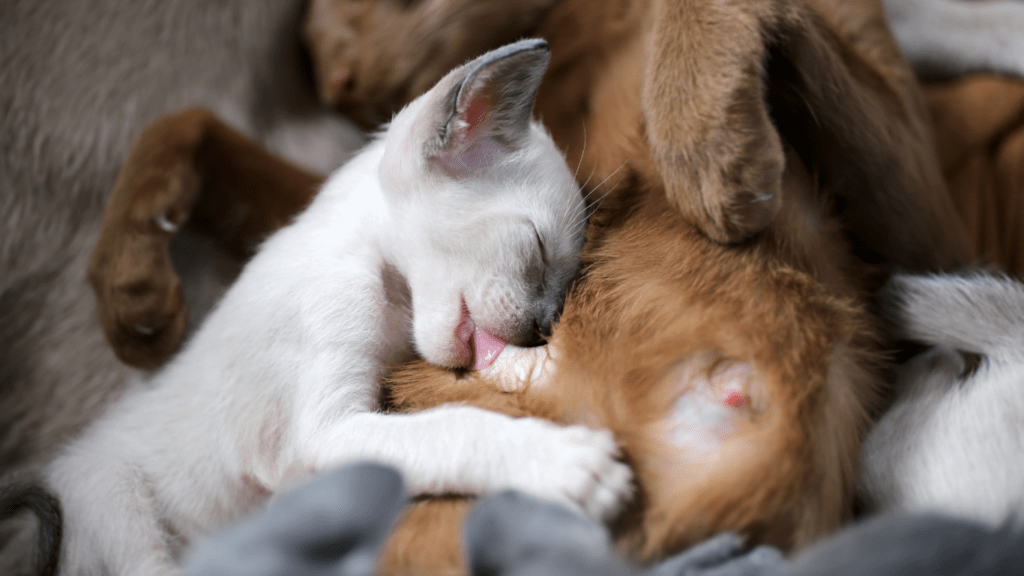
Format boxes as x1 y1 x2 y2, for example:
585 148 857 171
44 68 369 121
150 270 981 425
860 273 1024 525
882 0 1024 80
377 151 882 570
304 0 972 270
42 41 633 576
290 1 975 570
0 0 363 475
75 0 982 573
0 2 362 571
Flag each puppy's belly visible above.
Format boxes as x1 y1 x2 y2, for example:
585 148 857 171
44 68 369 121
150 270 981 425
655 351 763 458
482 345 761 456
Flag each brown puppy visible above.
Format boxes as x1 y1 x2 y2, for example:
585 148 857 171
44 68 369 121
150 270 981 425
85 0 974 572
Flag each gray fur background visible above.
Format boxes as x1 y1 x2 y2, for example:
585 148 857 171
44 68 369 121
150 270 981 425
0 0 362 474
1 1 363 570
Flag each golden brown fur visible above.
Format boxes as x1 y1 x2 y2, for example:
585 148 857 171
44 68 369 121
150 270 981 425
291 0 973 571
378 150 879 570
306 0 971 266
85 0 978 573
922 74 1024 276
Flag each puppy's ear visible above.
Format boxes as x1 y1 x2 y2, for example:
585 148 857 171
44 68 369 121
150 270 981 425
764 9 974 272
423 39 550 178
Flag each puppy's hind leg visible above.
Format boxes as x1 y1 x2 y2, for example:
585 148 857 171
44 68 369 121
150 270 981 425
89 108 324 370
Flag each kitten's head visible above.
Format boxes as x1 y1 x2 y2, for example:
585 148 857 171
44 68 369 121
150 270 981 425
379 39 586 369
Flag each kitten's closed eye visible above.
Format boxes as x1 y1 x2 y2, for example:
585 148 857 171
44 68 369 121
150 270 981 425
528 224 549 294
531 223 549 267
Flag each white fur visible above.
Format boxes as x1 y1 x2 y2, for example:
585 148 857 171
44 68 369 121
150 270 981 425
883 0 1024 79
45 41 632 576
861 273 1024 525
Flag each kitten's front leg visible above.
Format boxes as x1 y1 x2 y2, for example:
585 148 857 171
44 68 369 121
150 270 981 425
291 407 633 522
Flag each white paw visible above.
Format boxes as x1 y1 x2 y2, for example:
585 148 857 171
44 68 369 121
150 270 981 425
503 419 633 522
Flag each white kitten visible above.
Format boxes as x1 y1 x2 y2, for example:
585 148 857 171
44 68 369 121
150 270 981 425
43 40 632 576
860 273 1024 525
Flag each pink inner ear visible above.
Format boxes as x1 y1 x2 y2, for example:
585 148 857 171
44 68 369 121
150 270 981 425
437 90 507 178
463 92 493 135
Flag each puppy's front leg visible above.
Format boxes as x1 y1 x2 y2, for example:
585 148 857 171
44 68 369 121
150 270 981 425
643 0 793 243
291 407 633 522
89 108 323 368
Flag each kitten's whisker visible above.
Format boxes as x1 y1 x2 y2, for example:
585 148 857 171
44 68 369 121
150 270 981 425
562 165 600 230
577 161 628 218
577 162 629 226
573 121 587 182
561 121 591 231
589 161 628 197
579 166 598 193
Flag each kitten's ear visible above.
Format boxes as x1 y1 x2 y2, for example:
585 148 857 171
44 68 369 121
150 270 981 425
425 39 550 177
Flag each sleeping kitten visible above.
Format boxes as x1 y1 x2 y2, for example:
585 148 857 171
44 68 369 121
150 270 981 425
41 39 631 576
860 272 1024 525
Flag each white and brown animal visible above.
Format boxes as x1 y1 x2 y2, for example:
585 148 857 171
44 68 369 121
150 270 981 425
78 1 982 574
34 41 632 576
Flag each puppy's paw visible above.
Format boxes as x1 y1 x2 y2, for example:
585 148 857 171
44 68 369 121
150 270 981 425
643 4 786 244
88 110 213 369
88 228 188 369
658 106 785 245
507 420 633 522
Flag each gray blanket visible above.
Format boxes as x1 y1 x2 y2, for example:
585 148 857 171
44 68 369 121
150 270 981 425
187 463 1024 576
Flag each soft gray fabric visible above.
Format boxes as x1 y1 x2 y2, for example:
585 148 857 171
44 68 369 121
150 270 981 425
464 490 635 576
647 534 783 576
186 463 1024 576
463 490 785 576
786 512 1024 576
186 462 404 576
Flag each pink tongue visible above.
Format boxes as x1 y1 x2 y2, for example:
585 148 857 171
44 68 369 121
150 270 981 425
471 327 506 370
